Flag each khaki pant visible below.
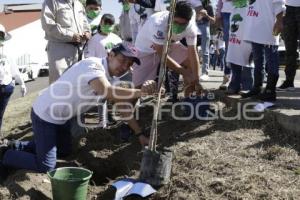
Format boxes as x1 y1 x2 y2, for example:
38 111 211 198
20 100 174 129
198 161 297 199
47 41 79 84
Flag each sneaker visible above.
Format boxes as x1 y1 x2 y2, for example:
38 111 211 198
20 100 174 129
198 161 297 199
241 87 261 99
200 74 210 81
277 81 295 91
256 89 276 102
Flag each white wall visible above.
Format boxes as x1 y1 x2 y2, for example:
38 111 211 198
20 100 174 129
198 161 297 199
2 19 47 65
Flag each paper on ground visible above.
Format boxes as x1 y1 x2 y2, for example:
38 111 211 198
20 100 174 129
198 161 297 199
254 102 275 112
113 179 156 200
126 182 156 197
113 180 134 200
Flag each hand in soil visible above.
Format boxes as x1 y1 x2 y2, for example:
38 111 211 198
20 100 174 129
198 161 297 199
138 135 149 146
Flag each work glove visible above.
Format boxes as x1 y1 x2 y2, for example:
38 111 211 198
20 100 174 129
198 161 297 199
21 85 27 97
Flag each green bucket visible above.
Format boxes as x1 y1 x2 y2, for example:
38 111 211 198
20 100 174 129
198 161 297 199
47 167 93 200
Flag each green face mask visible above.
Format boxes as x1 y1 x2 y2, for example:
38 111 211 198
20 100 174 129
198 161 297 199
101 24 114 34
233 0 248 8
87 10 100 20
123 3 130 12
172 23 187 34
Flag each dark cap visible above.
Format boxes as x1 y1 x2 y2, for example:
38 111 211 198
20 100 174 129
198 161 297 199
86 0 102 6
112 43 140 65
101 14 115 25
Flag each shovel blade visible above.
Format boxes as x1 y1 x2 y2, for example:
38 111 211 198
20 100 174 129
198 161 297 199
139 149 173 187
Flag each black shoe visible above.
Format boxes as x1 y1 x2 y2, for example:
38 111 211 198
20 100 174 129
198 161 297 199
226 88 239 95
277 81 295 91
241 87 261 99
0 163 9 182
257 89 276 102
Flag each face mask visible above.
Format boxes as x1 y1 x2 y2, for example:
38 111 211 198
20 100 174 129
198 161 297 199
123 3 130 12
233 0 248 8
172 23 187 34
87 10 100 20
101 24 114 34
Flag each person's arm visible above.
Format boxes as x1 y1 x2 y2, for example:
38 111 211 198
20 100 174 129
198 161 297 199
207 5 216 23
216 0 223 18
41 0 75 42
151 44 187 74
273 11 284 36
127 0 156 8
273 0 285 36
152 43 197 85
89 77 156 101
187 45 201 81
199 6 216 24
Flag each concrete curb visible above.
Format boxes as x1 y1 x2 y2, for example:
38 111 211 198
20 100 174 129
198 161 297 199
215 90 300 134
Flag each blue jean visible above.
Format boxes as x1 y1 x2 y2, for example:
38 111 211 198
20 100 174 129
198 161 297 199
228 63 254 91
218 48 225 71
197 23 210 75
221 12 231 75
2 110 72 172
251 43 279 88
0 83 14 134
210 53 216 70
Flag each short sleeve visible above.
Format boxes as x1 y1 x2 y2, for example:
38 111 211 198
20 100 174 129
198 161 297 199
152 25 167 45
185 24 198 46
273 0 286 16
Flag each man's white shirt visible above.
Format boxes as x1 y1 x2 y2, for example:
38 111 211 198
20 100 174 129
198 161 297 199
33 57 118 124
135 11 198 53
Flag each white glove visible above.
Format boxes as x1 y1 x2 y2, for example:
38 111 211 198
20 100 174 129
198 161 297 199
21 85 27 97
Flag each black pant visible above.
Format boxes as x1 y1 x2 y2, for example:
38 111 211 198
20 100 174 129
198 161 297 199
283 5 300 82
0 83 14 133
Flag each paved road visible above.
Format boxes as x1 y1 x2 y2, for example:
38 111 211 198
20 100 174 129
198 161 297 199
11 76 49 100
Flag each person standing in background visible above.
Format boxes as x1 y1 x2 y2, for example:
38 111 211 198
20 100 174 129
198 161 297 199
119 0 133 43
41 0 91 84
197 0 215 81
214 28 226 72
0 24 27 137
226 0 253 95
241 0 285 101
277 0 300 91
216 0 233 89
85 0 102 35
128 0 154 43
85 14 122 58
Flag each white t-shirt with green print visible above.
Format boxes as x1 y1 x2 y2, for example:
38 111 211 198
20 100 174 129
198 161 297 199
84 32 122 58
